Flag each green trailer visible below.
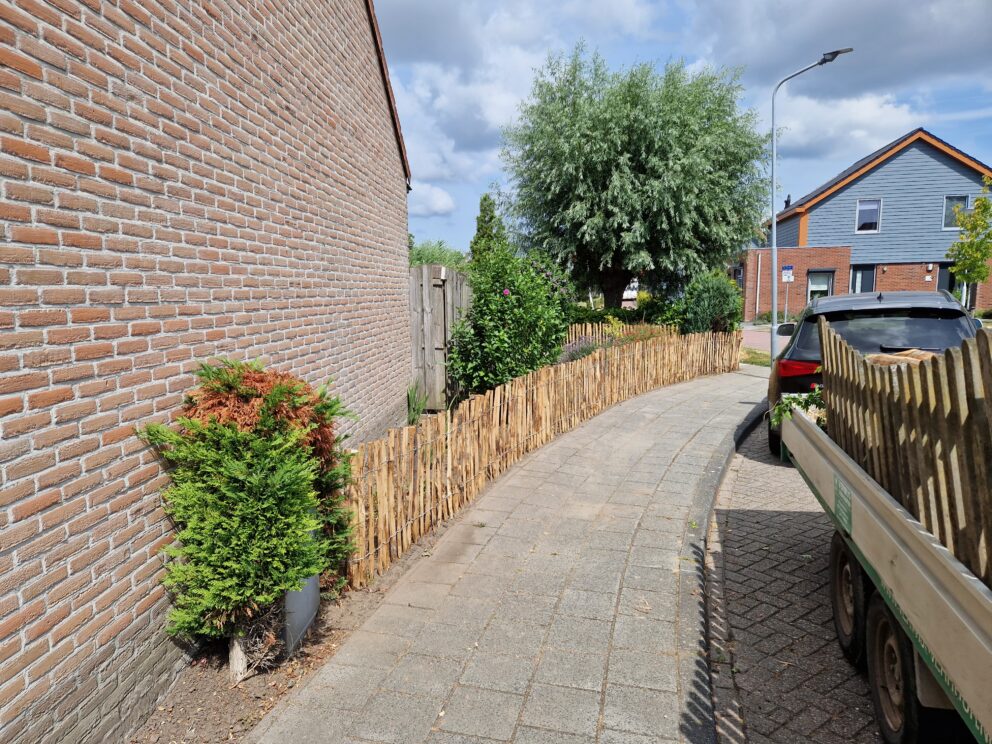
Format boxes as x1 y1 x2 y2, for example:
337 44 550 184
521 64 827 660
782 411 992 744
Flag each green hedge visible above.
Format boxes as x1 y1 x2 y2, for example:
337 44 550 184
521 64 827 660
448 247 570 394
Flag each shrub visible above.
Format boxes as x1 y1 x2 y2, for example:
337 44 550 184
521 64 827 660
448 245 570 393
143 421 326 639
409 239 467 269
142 360 353 643
752 310 801 324
567 295 680 326
679 271 743 334
558 338 599 363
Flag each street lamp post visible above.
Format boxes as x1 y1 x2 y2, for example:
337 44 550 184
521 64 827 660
769 48 853 359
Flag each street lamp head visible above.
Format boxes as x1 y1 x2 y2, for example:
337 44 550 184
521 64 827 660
819 48 854 65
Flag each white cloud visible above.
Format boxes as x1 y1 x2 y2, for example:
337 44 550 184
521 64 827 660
690 0 992 100
408 181 456 217
770 90 919 160
560 0 659 38
377 0 992 245
377 0 663 192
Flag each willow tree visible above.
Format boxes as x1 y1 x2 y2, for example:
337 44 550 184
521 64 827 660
502 46 768 307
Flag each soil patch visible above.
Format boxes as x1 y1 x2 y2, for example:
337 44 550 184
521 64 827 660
130 523 450 743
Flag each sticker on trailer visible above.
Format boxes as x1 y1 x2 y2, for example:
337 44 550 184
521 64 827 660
833 474 853 534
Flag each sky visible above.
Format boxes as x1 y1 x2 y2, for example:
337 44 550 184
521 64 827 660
375 0 992 252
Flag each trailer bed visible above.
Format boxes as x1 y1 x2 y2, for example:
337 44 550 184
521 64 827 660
782 411 992 743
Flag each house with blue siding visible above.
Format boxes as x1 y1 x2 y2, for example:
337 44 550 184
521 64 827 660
742 128 992 320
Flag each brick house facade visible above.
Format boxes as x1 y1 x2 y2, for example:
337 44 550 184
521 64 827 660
0 1 411 741
742 247 979 321
741 129 992 322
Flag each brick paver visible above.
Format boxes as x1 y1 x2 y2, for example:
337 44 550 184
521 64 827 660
711 427 880 744
249 370 768 744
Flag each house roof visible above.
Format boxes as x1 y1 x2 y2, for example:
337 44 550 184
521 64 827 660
365 0 411 185
776 127 992 223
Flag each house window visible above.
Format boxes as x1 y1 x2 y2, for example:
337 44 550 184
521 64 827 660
943 195 969 230
855 199 881 233
850 265 875 293
807 271 834 302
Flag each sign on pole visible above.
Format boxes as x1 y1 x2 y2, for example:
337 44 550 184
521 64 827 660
782 265 795 283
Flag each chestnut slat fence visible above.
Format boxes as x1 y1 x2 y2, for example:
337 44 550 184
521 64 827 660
819 320 992 589
345 330 743 587
567 322 676 346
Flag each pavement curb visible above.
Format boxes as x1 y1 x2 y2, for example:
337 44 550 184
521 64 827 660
676 398 765 744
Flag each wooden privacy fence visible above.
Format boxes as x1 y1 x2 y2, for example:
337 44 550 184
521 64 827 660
410 264 471 410
567 322 675 346
819 320 992 589
345 330 743 587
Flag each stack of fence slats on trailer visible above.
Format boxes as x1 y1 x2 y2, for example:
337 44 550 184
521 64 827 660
819 320 992 590
345 330 743 587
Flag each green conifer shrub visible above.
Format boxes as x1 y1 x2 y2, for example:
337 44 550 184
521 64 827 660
141 360 353 643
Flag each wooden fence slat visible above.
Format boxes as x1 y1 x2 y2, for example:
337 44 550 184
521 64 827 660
944 348 983 578
819 325 992 590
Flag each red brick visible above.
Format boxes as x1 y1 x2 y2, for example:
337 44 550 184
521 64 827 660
10 226 59 245
71 308 111 323
0 202 31 221
10 489 61 521
28 387 73 409
0 371 47 394
2 410 49 436
0 48 43 79
0 396 23 417
0 246 34 263
98 163 132 185
18 309 67 327
53 152 95 175
16 268 63 285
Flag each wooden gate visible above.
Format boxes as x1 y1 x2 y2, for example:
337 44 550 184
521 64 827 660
410 264 470 410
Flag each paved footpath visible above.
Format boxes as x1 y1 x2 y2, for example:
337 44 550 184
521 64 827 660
250 369 767 744
710 426 879 744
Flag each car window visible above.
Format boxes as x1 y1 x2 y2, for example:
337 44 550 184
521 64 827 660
790 308 975 359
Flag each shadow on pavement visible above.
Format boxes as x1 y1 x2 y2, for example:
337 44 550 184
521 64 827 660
710 424 882 744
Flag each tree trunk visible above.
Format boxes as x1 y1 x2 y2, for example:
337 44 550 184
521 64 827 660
601 271 631 309
229 636 248 683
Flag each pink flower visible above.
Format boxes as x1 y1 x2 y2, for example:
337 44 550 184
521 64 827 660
502 288 510 296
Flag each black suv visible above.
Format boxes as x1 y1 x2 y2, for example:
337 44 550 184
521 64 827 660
767 290 981 454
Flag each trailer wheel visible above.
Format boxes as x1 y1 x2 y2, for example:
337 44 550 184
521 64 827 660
829 532 867 669
767 420 782 457
867 594 920 743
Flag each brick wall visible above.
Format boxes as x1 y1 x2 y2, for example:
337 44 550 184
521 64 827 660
874 262 939 293
0 1 410 741
972 263 992 310
742 249 992 319
741 246 852 321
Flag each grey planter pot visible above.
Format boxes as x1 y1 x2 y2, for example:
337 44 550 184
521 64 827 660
283 575 319 653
